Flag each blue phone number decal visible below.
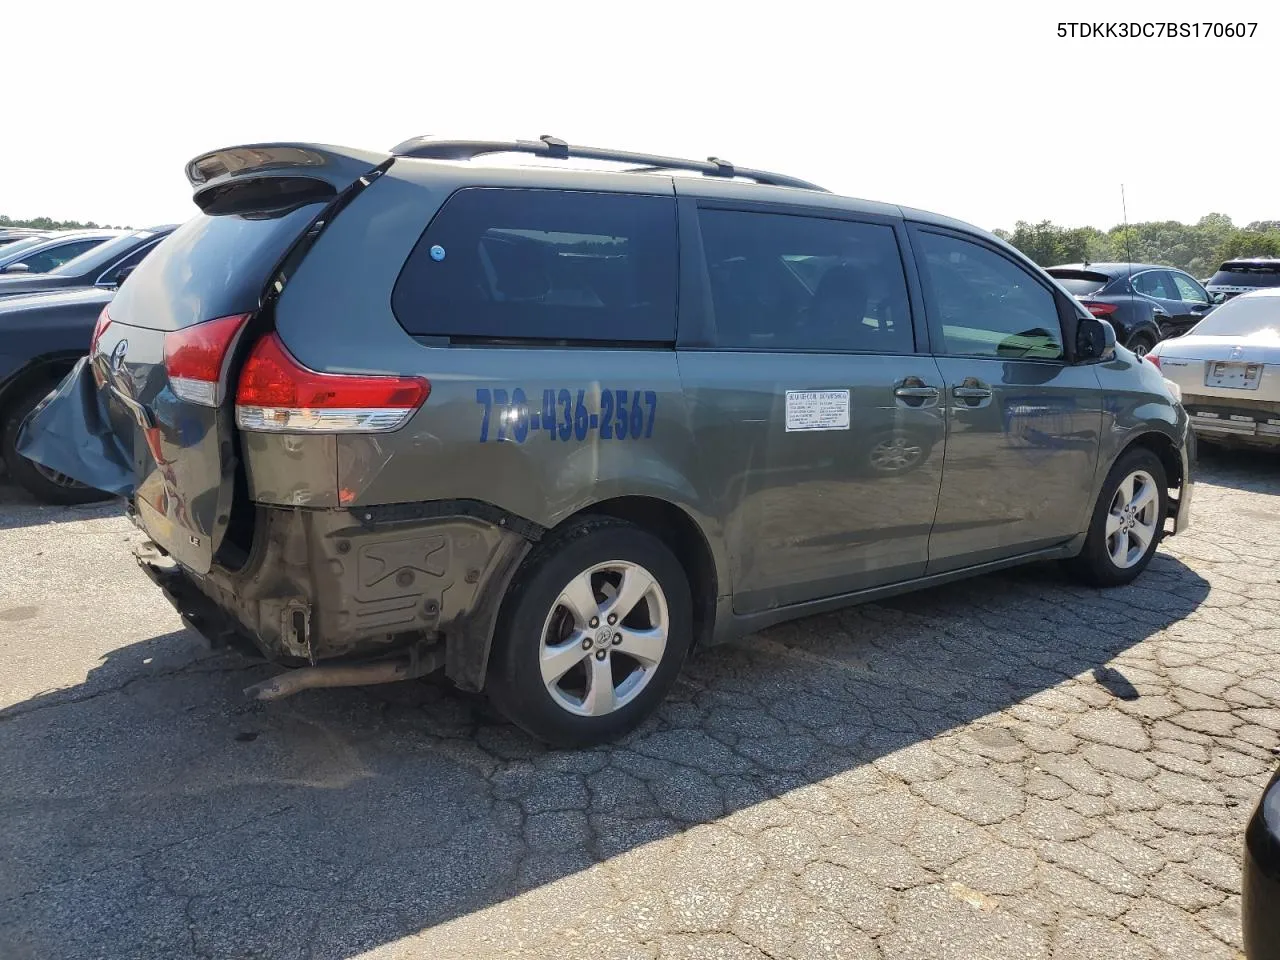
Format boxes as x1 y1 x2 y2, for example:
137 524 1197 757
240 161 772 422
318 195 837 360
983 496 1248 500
476 388 657 443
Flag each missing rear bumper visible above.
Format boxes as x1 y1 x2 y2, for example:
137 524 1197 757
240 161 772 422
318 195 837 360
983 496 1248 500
135 501 534 690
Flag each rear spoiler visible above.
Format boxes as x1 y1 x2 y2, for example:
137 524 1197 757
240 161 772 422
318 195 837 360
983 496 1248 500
185 143 392 215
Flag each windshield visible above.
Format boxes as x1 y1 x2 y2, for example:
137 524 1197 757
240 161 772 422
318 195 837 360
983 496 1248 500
1047 270 1110 296
48 232 148 277
1192 296 1280 338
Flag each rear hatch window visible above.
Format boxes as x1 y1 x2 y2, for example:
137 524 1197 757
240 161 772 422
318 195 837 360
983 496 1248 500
1208 261 1280 289
109 206 324 330
1046 269 1111 297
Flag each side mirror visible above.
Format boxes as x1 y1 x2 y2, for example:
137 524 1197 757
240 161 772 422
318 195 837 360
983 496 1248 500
2 262 31 274
1211 292 1226 305
1076 316 1117 362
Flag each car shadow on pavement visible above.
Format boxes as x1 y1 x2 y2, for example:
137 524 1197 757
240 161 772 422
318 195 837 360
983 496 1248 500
0 483 119 531
1194 443 1280 494
0 553 1209 960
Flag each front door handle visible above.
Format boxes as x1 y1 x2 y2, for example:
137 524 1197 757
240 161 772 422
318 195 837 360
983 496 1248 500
894 378 940 407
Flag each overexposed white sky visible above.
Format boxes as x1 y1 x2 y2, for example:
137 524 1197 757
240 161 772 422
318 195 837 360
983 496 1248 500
4 0 1274 232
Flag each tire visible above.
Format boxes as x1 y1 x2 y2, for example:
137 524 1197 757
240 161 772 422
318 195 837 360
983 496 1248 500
486 516 693 747
2 380 112 506
1068 447 1167 587
1127 333 1155 358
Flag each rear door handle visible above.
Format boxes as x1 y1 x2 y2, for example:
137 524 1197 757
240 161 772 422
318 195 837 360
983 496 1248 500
952 385 992 399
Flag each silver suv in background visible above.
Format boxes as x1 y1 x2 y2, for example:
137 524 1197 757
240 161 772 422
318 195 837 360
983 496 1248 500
20 136 1193 746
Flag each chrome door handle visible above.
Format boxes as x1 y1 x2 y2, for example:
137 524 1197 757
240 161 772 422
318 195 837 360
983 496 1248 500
894 386 940 399
952 385 992 399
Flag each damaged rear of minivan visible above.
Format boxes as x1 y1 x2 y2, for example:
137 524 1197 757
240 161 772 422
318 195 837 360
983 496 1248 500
20 144 534 701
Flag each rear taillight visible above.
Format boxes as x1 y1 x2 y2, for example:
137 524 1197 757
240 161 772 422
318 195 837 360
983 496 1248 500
1083 301 1118 318
163 314 252 406
1146 354 1161 369
234 333 429 433
90 306 112 387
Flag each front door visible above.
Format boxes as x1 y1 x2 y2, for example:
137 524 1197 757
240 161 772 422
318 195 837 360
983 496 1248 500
678 201 945 614
908 226 1103 573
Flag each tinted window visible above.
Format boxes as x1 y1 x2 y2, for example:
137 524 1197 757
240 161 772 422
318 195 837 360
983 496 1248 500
17 239 104 274
917 232 1063 360
1209 262 1280 288
1047 270 1110 296
98 238 161 285
1170 272 1209 303
109 206 322 331
697 209 913 352
1132 270 1178 299
393 189 677 342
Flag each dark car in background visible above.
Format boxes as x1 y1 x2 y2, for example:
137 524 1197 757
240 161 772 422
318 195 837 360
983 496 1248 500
0 226 176 299
1046 263 1218 356
0 230 119 276
0 287 116 503
1206 258 1280 302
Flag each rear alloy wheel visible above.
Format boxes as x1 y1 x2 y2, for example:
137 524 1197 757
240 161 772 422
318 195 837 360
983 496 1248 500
2 381 112 506
1068 447 1167 587
487 518 692 747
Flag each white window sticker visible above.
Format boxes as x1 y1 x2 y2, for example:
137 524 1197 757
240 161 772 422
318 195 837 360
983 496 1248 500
785 390 850 432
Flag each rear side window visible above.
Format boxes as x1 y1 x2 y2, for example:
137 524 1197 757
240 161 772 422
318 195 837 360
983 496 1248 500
392 188 677 343
1046 270 1110 297
1132 270 1178 299
697 208 914 353
18 239 104 274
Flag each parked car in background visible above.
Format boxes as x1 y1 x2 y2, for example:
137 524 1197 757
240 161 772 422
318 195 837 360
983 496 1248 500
1206 258 1280 302
19 136 1192 746
1046 263 1218 356
0 286 116 503
0 225 176 299
1148 288 1280 450
0 228 50 247
1243 762 1280 960
0 230 119 276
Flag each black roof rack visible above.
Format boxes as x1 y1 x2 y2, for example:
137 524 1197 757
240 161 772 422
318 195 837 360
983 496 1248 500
388 134 827 192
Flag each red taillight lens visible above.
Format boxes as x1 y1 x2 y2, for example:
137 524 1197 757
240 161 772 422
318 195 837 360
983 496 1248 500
235 333 429 433
90 306 112 357
163 314 252 406
90 306 112 386
1145 354 1161 369
1083 301 1118 318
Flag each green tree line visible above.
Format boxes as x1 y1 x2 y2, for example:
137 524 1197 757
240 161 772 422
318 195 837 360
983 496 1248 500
994 214 1280 279
1 214 132 231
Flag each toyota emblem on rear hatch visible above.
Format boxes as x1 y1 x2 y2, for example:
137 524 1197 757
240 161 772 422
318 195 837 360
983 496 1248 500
109 338 129 373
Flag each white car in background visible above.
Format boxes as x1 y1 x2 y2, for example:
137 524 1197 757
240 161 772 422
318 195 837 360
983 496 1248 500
1148 288 1280 450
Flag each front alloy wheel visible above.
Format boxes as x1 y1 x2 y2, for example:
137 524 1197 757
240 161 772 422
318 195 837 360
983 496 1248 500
1104 469 1160 569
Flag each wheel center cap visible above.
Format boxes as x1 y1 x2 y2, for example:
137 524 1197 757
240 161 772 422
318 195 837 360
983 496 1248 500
595 628 612 647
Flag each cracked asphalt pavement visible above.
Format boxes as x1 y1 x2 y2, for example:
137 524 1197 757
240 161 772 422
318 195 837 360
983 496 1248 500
2 447 1278 960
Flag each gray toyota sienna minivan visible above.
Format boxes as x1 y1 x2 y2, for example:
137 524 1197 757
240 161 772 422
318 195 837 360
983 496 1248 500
21 136 1193 746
